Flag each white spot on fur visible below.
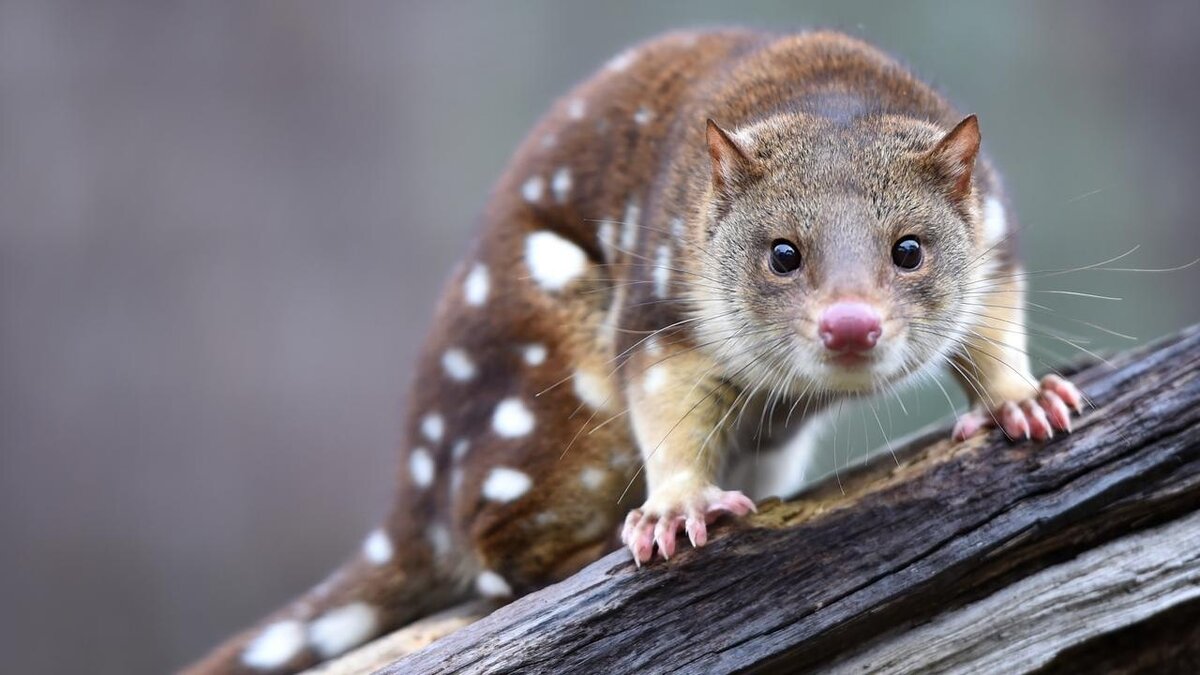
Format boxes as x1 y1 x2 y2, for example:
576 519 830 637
551 167 572 203
621 201 639 250
450 467 464 498
597 221 617 261
492 398 535 437
441 349 476 381
463 263 489 306
421 413 444 443
523 343 547 366
580 467 606 490
362 529 393 565
598 265 628 354
534 511 559 525
409 448 435 487
476 570 513 597
653 244 671 298
525 231 587 291
568 98 586 119
242 621 305 669
522 175 544 202
540 133 556 149
482 466 533 502
983 196 1007 244
670 216 686 239
606 49 636 72
633 106 654 125
611 450 637 470
307 603 379 658
427 524 451 558
643 364 667 394
573 369 613 411
451 438 470 460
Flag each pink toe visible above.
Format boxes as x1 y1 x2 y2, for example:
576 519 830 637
1044 375 1084 413
1000 401 1029 441
729 492 757 515
707 491 756 517
621 510 641 546
950 410 988 441
634 540 652 564
953 411 987 441
634 521 655 563
1040 390 1072 432
654 518 678 560
625 531 642 566
1022 400 1053 441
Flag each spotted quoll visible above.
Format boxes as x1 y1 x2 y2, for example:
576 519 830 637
187 28 1083 673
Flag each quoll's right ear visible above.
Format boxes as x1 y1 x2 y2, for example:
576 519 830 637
705 119 759 201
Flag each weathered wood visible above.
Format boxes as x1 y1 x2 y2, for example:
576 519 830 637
1038 597 1200 674
825 509 1200 673
375 325 1200 675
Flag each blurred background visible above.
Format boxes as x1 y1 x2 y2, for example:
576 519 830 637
1 1 1197 672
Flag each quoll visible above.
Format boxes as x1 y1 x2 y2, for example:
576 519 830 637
187 28 1082 674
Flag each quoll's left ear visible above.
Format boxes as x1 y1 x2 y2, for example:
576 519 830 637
923 114 981 202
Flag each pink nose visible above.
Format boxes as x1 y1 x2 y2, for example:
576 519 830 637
819 302 882 353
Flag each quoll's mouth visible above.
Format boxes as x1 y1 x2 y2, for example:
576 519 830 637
831 351 872 368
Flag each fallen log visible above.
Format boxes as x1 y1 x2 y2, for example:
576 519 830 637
354 324 1200 674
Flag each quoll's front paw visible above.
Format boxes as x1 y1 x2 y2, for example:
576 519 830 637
953 374 1084 442
621 484 756 566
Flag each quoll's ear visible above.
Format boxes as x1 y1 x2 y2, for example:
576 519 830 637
923 114 981 202
706 119 757 198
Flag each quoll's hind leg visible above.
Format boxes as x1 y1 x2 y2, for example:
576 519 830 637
420 235 642 594
386 196 647 594
456 374 642 596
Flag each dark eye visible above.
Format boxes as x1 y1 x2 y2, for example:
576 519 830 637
892 236 923 270
769 239 802 275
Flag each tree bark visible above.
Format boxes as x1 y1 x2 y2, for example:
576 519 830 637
365 324 1200 674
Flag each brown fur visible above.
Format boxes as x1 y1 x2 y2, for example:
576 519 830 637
187 29 1042 674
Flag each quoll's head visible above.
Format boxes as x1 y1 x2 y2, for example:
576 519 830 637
691 112 985 392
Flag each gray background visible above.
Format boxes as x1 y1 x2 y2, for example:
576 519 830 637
1 2 1197 673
